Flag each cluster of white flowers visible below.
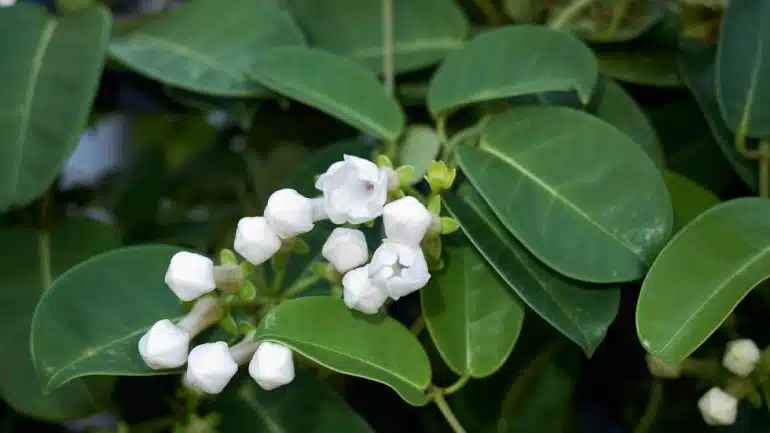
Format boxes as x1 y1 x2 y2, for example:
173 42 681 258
647 338 764 427
138 154 441 395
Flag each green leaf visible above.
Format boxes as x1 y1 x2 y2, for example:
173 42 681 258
443 184 620 356
109 0 305 96
285 0 468 74
31 245 187 391
254 296 431 405
596 79 664 168
427 25 599 117
399 125 441 184
0 218 118 420
457 106 673 283
250 46 405 141
595 43 682 87
637 198 770 362
421 243 524 377
163 87 260 130
716 0 770 136
563 1 665 44
0 4 110 211
663 171 720 229
216 369 374 433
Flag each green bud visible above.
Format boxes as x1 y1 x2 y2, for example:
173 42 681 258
422 236 442 261
376 154 393 168
426 161 454 193
239 260 254 277
440 217 460 235
237 279 257 301
218 313 239 336
219 249 238 265
427 195 442 215
396 165 414 186
238 320 256 335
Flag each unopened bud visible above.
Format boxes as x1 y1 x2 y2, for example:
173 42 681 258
383 196 433 245
234 216 282 265
184 342 238 394
342 265 388 314
264 189 315 239
698 387 737 426
322 228 368 274
248 342 295 390
138 319 190 370
164 251 216 301
722 339 761 377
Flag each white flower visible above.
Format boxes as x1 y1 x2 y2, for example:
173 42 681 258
645 355 681 379
322 228 368 273
184 342 238 395
315 154 389 224
234 216 282 265
383 196 433 245
249 342 296 390
311 197 328 222
342 265 389 314
138 319 190 370
264 189 315 239
369 241 430 300
176 295 224 336
722 338 761 377
164 251 216 301
698 387 737 426
0 0 16 7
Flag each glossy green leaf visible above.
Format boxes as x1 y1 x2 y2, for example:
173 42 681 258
0 219 118 420
31 245 186 391
637 198 770 362
254 296 431 405
216 370 374 433
0 4 110 211
596 79 664 168
680 45 759 191
716 0 770 136
421 243 524 377
458 106 673 283
427 25 599 117
109 0 305 96
399 125 441 184
595 44 682 87
286 0 468 74
250 47 405 141
663 171 720 229
443 184 620 356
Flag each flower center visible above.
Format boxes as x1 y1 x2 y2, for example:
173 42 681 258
363 181 374 193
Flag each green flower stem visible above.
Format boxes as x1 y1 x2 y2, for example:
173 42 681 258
632 380 663 433
759 139 770 197
680 358 722 380
548 0 597 29
443 374 471 396
410 315 426 335
282 274 324 299
428 386 467 433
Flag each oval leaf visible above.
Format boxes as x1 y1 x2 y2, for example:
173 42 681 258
249 46 405 141
663 171 720 229
285 0 468 74
716 0 770 136
422 243 524 377
457 106 673 283
31 245 186 391
254 296 431 405
595 44 682 88
0 4 110 211
109 0 305 96
0 218 118 420
216 369 374 433
399 125 441 184
443 184 620 356
637 198 770 362
427 25 599 117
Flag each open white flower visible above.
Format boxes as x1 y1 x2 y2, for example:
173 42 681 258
164 251 216 301
315 155 388 224
369 240 430 300
322 228 368 273
138 319 190 370
184 342 239 395
264 189 315 239
722 338 761 377
342 265 389 314
249 342 296 390
698 387 737 426
383 196 433 246
234 216 282 265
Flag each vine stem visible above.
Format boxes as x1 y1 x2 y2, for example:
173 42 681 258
759 139 770 197
429 387 467 433
547 0 596 29
632 380 663 433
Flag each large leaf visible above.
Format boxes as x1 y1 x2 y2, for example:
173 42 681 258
216 370 374 433
595 44 682 88
399 125 441 184
31 245 186 391
663 171 720 229
286 0 468 74
421 243 524 378
457 106 673 283
250 47 405 141
0 219 118 420
427 25 599 117
253 296 431 405
443 185 620 356
109 0 305 96
637 198 770 362
716 0 770 136
0 4 110 211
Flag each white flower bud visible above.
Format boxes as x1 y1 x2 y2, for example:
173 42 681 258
0 0 16 8
184 342 238 395
698 387 737 426
264 189 315 239
249 342 296 390
342 265 389 314
138 319 190 370
311 197 328 222
369 240 430 300
322 228 368 273
234 216 282 265
176 295 224 336
645 354 681 379
315 155 389 224
164 251 216 301
383 196 433 245
722 338 761 377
